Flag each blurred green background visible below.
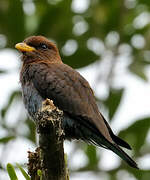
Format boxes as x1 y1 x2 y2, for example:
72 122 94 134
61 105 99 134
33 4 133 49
0 0 150 179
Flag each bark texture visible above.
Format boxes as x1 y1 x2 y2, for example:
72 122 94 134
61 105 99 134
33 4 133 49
28 99 68 180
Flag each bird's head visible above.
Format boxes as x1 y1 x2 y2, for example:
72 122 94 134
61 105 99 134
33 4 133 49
15 36 62 63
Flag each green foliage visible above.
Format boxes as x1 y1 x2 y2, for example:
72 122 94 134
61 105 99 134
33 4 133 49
84 145 99 170
104 88 124 121
0 136 15 144
7 163 30 180
16 164 30 180
0 0 150 179
7 164 18 180
119 117 150 153
37 169 42 180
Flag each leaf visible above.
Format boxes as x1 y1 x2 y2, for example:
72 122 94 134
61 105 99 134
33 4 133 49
16 163 30 180
119 117 150 152
7 163 18 180
129 62 147 81
104 88 124 121
107 165 150 180
0 136 15 144
85 145 99 169
37 169 42 177
0 0 25 47
125 167 150 180
35 0 73 42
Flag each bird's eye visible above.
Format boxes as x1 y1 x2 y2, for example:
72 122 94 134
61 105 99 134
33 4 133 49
40 43 48 50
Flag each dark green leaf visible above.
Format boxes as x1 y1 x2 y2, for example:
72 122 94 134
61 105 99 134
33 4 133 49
104 88 124 121
108 166 150 180
0 136 15 144
129 62 147 81
85 145 99 170
119 117 150 152
35 0 73 43
0 0 25 47
126 167 150 180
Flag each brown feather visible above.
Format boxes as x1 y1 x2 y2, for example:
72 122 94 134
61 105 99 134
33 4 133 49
16 36 138 169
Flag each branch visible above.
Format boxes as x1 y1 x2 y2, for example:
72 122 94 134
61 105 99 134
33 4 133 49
28 99 69 180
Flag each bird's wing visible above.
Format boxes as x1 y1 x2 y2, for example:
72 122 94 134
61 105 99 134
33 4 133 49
29 62 138 169
30 62 112 142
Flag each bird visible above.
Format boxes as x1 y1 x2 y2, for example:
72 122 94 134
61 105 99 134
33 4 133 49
15 35 138 169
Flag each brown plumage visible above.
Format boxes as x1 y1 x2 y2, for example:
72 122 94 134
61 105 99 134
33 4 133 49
15 36 138 169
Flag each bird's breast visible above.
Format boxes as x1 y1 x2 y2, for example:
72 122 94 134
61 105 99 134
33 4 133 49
22 82 44 119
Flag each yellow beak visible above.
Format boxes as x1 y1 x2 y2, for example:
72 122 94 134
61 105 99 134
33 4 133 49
15 42 36 52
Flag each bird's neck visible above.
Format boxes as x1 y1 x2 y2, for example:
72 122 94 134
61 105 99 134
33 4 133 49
22 52 62 64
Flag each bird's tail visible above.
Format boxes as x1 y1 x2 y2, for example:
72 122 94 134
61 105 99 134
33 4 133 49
107 142 138 169
79 120 138 169
90 132 138 169
101 114 132 150
63 115 138 169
